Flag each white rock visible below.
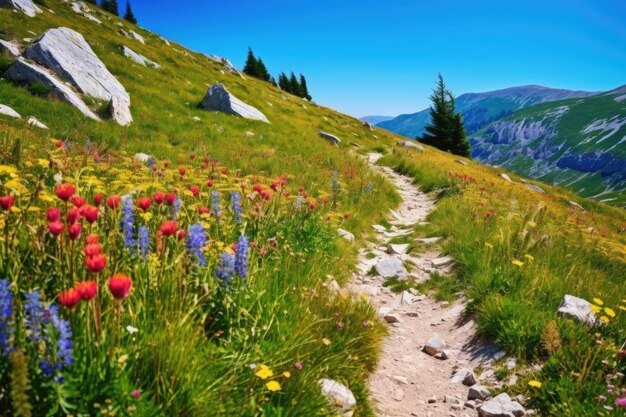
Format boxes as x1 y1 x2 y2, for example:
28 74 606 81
392 375 409 385
445 395 463 405
423 333 446 356
192 116 201 122
337 228 355 242
318 378 356 417
479 393 525 417
450 368 476 386
524 183 545 194
200 83 269 123
108 95 133 126
0 0 40 17
27 116 48 129
372 224 387 232
505 358 517 370
128 30 145 44
363 121 374 130
0 104 21 119
205 54 242 77
70 1 101 23
455 159 469 166
468 385 490 401
319 131 341 146
556 294 596 325
122 45 160 68
244 131 254 137
5 59 100 121
569 200 585 211
159 36 171 46
0 39 21 56
387 243 409 255
431 256 454 268
417 237 442 244
500 174 513 183
134 153 152 163
375 258 408 278
398 140 424 150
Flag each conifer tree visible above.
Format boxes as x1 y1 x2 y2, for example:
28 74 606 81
256 58 271 82
278 73 289 91
288 72 301 97
101 0 119 15
269 76 277 87
124 1 137 24
86 0 97 4
299 74 312 100
420 74 471 158
243 48 259 78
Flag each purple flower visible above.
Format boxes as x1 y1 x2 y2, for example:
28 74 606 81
216 252 235 284
211 191 221 217
120 197 135 249
234 236 249 278
231 191 242 223
616 397 626 407
47 304 73 369
138 225 149 262
0 279 14 356
24 290 45 344
187 223 206 266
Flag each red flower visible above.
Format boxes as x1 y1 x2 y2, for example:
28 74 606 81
80 205 99 224
71 196 86 208
177 229 186 240
153 192 165 205
0 196 14 211
220 167 228 175
55 184 76 201
159 220 177 236
189 153 195 160
55 140 63 148
86 234 99 244
67 207 80 224
260 248 268 256
68 222 81 240
260 190 271 200
59 288 81 309
253 184 264 193
308 200 317 210
190 185 200 197
163 161 170 168
107 195 121 209
75 280 97 300
198 206 209 214
178 167 186 176
108 274 132 300
206 180 214 188
86 253 107 273
48 221 64 236
165 193 176 205
84 243 102 257
138 197 152 211
343 212 351 219
94 194 103 206
47 207 61 221
485 211 493 219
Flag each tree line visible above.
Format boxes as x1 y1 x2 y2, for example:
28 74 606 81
86 0 137 24
243 48 312 101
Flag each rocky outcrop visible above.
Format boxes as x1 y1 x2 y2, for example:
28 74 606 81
0 39 21 56
129 30 145 44
318 378 356 417
122 45 160 68
200 84 268 123
23 28 131 125
205 54 242 77
0 104 21 119
0 0 40 17
398 140 424 150
319 131 341 146
479 392 525 417
6 59 100 121
70 1 102 24
27 116 48 129
557 294 596 325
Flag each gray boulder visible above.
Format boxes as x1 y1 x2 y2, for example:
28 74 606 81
24 27 131 125
479 393 526 417
337 228 355 242
129 30 145 44
524 184 545 194
0 39 21 56
0 104 21 119
363 121 374 130
27 116 48 129
450 368 476 386
205 54 243 77
5 59 100 121
556 294 596 325
319 131 341 146
200 84 269 123
423 333 446 356
375 258 408 278
122 45 160 68
398 140 424 150
468 384 490 401
318 378 356 417
70 1 102 24
0 0 40 17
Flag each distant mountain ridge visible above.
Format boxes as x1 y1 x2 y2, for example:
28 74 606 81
377 85 600 138
360 115 394 125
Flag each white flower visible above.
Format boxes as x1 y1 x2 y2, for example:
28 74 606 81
126 325 139 334
53 173 63 184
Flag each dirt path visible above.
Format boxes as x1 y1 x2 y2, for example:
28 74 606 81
352 153 497 417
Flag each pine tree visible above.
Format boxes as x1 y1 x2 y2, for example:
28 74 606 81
278 73 289 91
420 74 471 157
124 1 137 24
101 0 119 15
269 76 277 87
85 0 97 4
256 58 271 82
243 48 259 78
299 74 311 100
289 72 301 97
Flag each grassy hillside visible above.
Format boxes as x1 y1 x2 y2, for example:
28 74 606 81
0 1 624 417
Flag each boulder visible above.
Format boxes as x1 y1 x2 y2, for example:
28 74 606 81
0 0 40 17
108 95 132 126
387 243 409 255
556 294 596 325
319 131 341 146
363 121 374 130
129 30 145 44
318 378 357 417
200 83 269 123
431 256 454 268
337 228 355 242
375 258 408 278
0 39 21 56
450 368 476 386
0 104 21 119
423 333 446 356
479 392 526 417
27 116 48 129
206 54 243 77
524 184 545 194
24 27 131 125
398 140 424 150
70 1 102 23
122 45 160 68
5 59 100 121
500 174 513 183
455 159 469 166
468 384 490 401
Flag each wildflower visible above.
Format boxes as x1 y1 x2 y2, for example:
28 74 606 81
484 242 493 249
337 321 344 329
260 248 268 256
138 197 152 211
527 221 537 227
234 235 249 278
187 223 207 266
75 281 97 300
255 365 274 380
86 253 107 273
309 199 317 210
47 207 61 221
599 395 607 402
294 362 303 370
0 196 14 211
152 192 165 205
231 191 242 223
68 222 82 240
362 320 370 328
206 180 214 187
48 221 65 236
0 279 13 356
512 259 524 267
138 226 149 262
126 325 138 334
282 371 291 378
211 191 221 217
86 234 99 244
131 389 141 399
165 193 176 205
172 197 182 219
266 380 281 392
55 184 76 201
590 305 602 313
524 254 534 262
177 229 186 240
322 338 331 346
24 290 45 344
160 221 177 236
67 207 80 224
616 398 626 407
593 298 604 306
47 304 73 368
120 198 135 249
106 195 121 209
59 289 81 309
80 205 99 224
94 194 103 206
604 307 616 318
528 380 542 388
216 252 235 284
190 184 200 197
332 170 339 196
71 196 86 208
108 274 133 300
485 211 493 219
599 316 610 323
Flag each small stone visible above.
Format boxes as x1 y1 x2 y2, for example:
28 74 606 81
337 228 355 242
319 131 341 146
431 256 454 268
398 140 424 151
435 351 448 360
428 396 437 404
417 237 442 244
450 368 476 386
512 395 525 405
468 385 490 401
524 184 545 193
375 258 408 278
384 314 401 324
392 375 409 385
478 392 525 417
318 378 356 417
465 400 478 409
445 395 463 406
423 333 446 356
556 294 596 325
27 116 48 129
387 243 409 255
393 388 405 401
455 159 469 166
372 224 387 232
505 358 516 370
500 173 513 183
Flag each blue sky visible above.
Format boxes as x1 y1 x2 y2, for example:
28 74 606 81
128 0 626 117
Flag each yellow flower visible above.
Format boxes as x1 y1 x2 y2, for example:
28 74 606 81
484 242 493 249
528 380 542 389
322 338 331 346
593 298 604 306
599 316 610 324
618 306 626 312
254 365 274 380
360 293 367 302
524 254 534 262
282 371 291 378
512 259 524 267
527 221 537 228
265 380 281 392
604 308 616 318
140 212 153 222
590 305 602 313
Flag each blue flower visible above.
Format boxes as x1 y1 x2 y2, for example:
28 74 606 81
24 290 44 344
187 223 206 266
0 279 14 356
147 156 156 168
138 226 150 262
211 191 222 217
172 197 182 219
234 236 249 279
295 195 303 209
120 197 135 249
215 252 235 285
47 304 73 369
231 191 242 223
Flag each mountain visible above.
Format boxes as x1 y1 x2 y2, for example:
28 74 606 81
377 85 600 138
360 115 394 124
470 85 626 205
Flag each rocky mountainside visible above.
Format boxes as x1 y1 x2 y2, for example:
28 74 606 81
377 85 599 138
470 86 626 205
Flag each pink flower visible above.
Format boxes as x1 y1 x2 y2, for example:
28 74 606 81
337 321 344 329
616 397 626 407
131 389 141 399
294 362 302 370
